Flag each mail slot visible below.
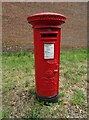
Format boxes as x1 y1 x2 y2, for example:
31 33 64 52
41 33 57 38
40 32 58 41
27 12 66 102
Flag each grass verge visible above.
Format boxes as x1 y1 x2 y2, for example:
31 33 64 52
2 49 87 118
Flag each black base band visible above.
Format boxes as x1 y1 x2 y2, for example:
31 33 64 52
36 93 59 102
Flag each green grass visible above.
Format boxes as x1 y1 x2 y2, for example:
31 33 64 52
2 108 11 118
2 52 34 92
25 80 30 88
30 88 36 95
60 49 87 86
70 89 86 106
24 108 45 119
60 49 87 63
2 49 87 118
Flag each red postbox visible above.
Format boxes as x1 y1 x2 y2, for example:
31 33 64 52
27 12 66 102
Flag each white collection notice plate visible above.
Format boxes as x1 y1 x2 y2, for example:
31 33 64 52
44 43 54 59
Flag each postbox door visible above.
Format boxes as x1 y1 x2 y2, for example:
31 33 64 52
33 29 61 97
40 31 60 96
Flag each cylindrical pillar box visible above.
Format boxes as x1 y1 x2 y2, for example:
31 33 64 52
27 12 66 102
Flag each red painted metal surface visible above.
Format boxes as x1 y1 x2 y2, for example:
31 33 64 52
27 13 66 97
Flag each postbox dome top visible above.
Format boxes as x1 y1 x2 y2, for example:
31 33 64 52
27 12 66 28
